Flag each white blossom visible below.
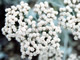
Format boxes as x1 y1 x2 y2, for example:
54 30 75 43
2 1 63 60
59 0 80 40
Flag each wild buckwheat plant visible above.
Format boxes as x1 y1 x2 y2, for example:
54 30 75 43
59 0 80 40
2 1 63 60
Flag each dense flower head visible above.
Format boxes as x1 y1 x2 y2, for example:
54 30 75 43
2 1 63 60
2 1 30 41
59 0 80 40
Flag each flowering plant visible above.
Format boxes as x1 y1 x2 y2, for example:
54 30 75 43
2 0 80 60
2 1 63 60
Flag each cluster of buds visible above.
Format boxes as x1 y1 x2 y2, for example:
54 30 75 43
2 1 63 60
2 1 30 41
59 0 80 40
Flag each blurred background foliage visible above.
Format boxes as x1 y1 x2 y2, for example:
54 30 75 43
0 0 80 60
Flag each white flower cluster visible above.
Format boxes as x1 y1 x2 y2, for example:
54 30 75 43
2 1 30 41
34 2 58 20
33 2 63 60
38 48 63 60
2 1 63 60
67 53 80 60
59 0 80 40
